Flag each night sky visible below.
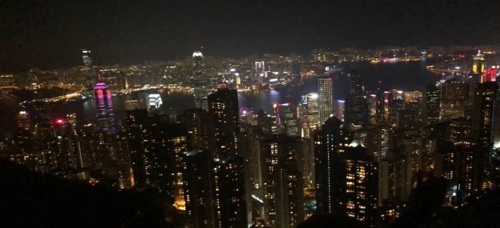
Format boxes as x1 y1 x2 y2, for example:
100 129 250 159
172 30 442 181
1 0 499 72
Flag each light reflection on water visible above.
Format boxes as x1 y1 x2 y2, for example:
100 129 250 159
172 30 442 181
52 61 437 126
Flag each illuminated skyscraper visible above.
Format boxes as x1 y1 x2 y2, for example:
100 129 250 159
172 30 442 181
82 49 96 90
273 102 300 137
482 69 497 83
94 82 115 133
255 61 265 84
299 93 319 138
472 50 485 74
318 75 333 125
192 51 204 87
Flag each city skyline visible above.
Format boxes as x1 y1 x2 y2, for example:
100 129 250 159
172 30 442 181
2 1 500 227
2 1 500 71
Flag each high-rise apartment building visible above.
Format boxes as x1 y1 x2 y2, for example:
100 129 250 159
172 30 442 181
182 150 215 228
259 135 304 228
337 145 380 227
315 117 350 214
207 88 240 158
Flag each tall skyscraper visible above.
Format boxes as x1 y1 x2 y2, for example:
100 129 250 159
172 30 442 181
94 82 115 133
273 103 300 137
299 93 320 138
318 75 333 125
82 49 96 91
207 88 240 158
345 70 368 129
472 50 485 74
192 51 204 87
255 61 265 84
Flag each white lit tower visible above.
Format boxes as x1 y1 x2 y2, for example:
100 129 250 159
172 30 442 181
192 51 204 87
255 61 265 84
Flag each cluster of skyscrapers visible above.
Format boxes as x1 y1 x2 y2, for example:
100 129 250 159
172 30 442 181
1 49 500 227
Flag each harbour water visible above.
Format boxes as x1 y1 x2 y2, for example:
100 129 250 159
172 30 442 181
1 61 438 134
